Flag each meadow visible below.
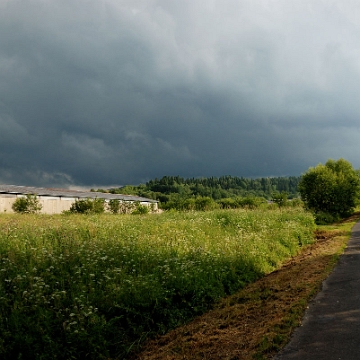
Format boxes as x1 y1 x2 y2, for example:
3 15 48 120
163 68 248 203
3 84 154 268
0 208 315 359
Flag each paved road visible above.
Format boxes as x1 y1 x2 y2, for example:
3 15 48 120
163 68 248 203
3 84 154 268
275 221 360 360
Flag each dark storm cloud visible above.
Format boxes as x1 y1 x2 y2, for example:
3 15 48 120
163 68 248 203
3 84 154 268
1 0 360 187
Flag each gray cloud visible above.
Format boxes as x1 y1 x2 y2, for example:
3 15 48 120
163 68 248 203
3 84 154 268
1 0 360 187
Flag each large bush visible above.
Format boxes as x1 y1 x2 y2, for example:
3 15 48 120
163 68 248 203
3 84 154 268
298 158 360 220
69 198 105 214
107 200 151 214
12 194 42 214
161 196 219 211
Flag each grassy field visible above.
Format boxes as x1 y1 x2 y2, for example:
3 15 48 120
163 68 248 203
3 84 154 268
0 208 315 359
135 214 360 359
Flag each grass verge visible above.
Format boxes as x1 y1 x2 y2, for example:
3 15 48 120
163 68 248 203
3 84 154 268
132 212 360 360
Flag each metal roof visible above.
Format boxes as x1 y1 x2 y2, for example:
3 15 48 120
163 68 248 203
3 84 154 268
0 185 157 203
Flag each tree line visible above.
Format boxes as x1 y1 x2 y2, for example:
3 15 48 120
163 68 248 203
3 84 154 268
95 159 360 222
93 175 301 210
12 158 360 223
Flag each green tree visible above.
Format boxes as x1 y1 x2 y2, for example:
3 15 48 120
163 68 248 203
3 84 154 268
12 194 42 214
298 158 360 220
69 198 105 214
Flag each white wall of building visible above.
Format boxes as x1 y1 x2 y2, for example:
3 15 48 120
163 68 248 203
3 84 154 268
0 194 17 213
0 194 157 214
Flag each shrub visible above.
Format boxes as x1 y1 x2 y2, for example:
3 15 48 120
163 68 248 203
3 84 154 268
217 198 237 209
194 196 219 211
132 202 150 215
69 198 105 214
237 196 267 209
161 196 219 211
107 200 139 214
108 199 121 214
314 211 339 225
12 194 42 214
271 192 289 207
289 198 303 208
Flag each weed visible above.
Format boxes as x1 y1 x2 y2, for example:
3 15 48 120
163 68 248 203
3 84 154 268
0 208 314 359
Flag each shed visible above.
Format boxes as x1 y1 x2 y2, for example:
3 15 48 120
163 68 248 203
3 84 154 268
0 185 158 214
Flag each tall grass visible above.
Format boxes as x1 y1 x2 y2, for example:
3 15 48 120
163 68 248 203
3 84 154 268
0 208 314 359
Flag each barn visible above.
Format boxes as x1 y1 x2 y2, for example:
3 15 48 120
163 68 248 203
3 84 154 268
0 185 158 214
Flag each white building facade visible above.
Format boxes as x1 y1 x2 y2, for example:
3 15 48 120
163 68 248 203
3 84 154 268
0 185 158 214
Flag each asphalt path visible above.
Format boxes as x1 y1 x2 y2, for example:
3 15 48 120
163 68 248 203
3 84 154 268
275 221 360 360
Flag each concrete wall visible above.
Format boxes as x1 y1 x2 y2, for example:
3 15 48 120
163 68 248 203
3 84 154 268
0 194 17 213
39 196 76 214
0 194 157 214
0 194 75 214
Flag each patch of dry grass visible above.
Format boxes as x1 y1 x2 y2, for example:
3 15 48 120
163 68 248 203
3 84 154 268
132 215 360 360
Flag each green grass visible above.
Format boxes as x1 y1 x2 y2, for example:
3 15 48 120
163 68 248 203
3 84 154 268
0 208 315 359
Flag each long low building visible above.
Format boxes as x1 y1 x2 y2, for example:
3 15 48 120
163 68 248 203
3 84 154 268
0 185 158 214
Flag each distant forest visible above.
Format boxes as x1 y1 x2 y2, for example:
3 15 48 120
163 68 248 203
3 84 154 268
94 175 301 205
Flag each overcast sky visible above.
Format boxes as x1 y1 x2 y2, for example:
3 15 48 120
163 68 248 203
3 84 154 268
1 0 360 188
